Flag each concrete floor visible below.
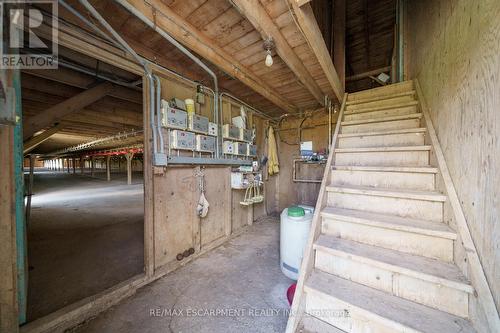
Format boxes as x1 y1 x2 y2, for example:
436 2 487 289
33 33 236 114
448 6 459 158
75 217 294 333
27 169 144 321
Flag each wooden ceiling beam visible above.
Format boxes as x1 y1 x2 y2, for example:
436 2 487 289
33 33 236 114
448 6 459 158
24 124 64 154
23 68 142 104
23 82 115 140
286 1 344 103
231 0 324 106
122 0 296 113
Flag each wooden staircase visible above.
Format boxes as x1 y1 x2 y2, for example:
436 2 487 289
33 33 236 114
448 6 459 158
287 81 477 333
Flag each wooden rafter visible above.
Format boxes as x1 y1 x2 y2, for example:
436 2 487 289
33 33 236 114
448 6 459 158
123 0 297 113
231 0 325 106
286 1 344 102
23 82 115 139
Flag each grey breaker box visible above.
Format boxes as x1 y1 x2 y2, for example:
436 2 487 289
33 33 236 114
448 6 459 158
239 128 253 142
233 142 247 156
247 144 257 157
223 124 240 140
195 134 216 153
170 130 196 150
162 101 187 130
188 114 209 134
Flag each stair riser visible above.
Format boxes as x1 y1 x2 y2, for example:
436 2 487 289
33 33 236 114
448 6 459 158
347 81 414 102
327 192 443 222
335 151 429 167
314 251 468 317
344 106 417 122
331 169 435 191
305 289 419 333
338 132 425 148
342 118 421 134
346 95 415 110
321 218 453 261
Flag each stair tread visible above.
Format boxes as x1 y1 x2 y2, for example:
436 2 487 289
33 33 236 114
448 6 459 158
335 145 431 153
326 184 447 202
320 207 455 239
341 113 422 126
305 270 475 333
300 316 347 333
346 90 416 105
332 165 438 173
314 234 472 291
338 127 426 138
345 100 419 115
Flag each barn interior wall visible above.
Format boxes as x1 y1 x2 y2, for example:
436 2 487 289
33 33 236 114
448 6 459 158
408 0 500 330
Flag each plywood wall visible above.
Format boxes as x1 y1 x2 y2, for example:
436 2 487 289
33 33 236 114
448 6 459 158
408 0 500 329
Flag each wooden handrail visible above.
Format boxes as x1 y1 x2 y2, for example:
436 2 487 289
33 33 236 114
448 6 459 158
415 79 500 331
285 93 348 333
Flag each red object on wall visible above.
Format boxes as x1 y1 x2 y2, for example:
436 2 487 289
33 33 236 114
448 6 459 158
287 283 297 305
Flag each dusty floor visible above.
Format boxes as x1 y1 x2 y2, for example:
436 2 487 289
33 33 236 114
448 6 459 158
75 217 293 333
27 169 144 321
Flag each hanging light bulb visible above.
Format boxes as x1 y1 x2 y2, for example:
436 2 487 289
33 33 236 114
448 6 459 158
265 50 273 67
263 37 274 67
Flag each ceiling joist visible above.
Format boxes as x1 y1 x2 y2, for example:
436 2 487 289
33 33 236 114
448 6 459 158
231 0 325 106
122 0 297 113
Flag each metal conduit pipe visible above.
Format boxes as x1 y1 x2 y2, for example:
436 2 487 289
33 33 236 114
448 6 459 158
153 75 164 153
77 0 166 165
114 0 220 158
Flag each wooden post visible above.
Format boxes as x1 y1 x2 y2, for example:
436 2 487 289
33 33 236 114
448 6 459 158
125 152 134 185
72 157 76 174
333 0 346 89
106 155 111 181
80 156 84 174
66 158 70 173
90 156 94 177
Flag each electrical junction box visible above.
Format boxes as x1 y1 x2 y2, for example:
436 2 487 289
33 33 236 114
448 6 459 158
170 97 186 111
223 124 240 140
239 128 253 142
195 134 216 153
208 122 218 136
231 172 247 189
247 144 257 157
188 114 209 134
169 130 195 150
223 141 234 154
233 142 247 156
162 101 187 130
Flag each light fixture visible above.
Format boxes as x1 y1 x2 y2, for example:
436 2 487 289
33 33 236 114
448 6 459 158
263 37 274 67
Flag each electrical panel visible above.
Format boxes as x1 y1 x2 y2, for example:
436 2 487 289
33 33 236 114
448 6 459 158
223 124 240 140
208 122 218 136
239 128 253 142
162 102 187 130
223 141 234 154
247 144 257 157
170 97 186 111
188 114 209 134
233 142 247 156
169 130 195 150
195 134 216 153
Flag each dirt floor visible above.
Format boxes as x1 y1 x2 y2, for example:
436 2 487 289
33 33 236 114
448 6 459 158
27 169 144 321
74 217 294 333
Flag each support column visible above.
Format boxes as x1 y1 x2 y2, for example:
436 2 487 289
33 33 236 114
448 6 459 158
80 156 84 174
72 157 76 174
66 158 70 173
125 153 134 185
106 155 111 182
90 156 94 177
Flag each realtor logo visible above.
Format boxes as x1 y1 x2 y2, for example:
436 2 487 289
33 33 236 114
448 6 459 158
0 0 58 69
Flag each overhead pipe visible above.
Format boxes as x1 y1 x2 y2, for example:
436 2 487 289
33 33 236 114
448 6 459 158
77 0 166 165
114 0 220 157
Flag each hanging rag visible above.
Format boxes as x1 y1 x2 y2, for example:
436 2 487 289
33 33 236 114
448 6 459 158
195 167 209 218
267 126 279 175
197 192 210 218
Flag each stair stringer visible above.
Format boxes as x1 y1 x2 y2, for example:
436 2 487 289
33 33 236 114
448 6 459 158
285 93 349 333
